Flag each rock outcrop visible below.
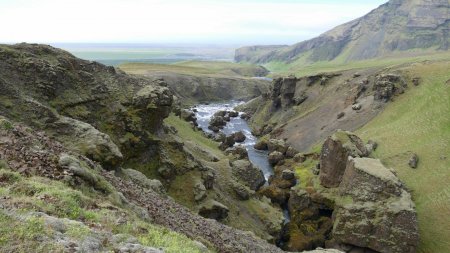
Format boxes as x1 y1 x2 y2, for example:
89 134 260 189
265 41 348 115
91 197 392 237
374 74 408 102
333 158 419 253
230 159 265 191
319 131 368 188
0 43 173 169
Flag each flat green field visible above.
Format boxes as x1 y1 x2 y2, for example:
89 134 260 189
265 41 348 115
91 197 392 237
357 61 450 253
119 60 268 78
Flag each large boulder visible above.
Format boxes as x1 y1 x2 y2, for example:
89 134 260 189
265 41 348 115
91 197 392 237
333 158 419 253
193 180 207 202
254 140 268 150
225 145 248 159
319 131 368 188
180 109 197 123
232 131 246 143
52 117 123 169
284 188 334 252
198 200 229 221
230 159 265 191
122 168 165 194
268 151 284 166
267 139 288 153
219 135 236 151
209 115 226 128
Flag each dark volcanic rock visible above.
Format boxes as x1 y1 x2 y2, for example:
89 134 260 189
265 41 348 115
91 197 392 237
180 109 197 122
219 135 236 151
232 131 246 143
373 74 407 102
333 158 419 253
198 200 229 221
319 130 368 188
267 139 288 154
409 153 419 168
254 140 268 150
268 151 284 166
225 145 248 160
209 115 226 128
230 159 265 191
0 43 173 169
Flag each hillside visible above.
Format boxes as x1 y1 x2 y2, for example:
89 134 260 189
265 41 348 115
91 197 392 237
237 55 450 252
0 43 292 253
235 0 450 66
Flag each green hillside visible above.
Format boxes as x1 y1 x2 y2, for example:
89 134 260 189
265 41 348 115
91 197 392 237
358 61 450 253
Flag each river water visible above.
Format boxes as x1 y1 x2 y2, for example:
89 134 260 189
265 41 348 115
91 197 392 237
193 101 291 247
193 101 274 180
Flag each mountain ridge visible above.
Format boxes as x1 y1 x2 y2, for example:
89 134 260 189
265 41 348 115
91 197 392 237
235 0 450 64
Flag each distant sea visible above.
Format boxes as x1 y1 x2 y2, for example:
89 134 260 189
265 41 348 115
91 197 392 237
51 43 237 66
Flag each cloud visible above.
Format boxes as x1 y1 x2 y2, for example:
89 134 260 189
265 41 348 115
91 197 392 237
0 0 386 45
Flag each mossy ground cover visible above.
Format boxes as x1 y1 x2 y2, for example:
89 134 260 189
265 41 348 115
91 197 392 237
165 114 222 155
0 168 208 253
357 61 450 253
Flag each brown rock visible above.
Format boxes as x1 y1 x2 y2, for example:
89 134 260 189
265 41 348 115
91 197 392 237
230 159 265 191
254 140 268 150
268 151 284 166
198 200 229 221
232 131 246 143
408 153 419 169
319 131 368 188
333 158 419 253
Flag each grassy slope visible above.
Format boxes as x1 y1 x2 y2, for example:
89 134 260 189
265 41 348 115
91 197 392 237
357 61 450 253
0 167 206 253
119 60 266 78
262 51 450 251
164 115 283 240
265 50 450 77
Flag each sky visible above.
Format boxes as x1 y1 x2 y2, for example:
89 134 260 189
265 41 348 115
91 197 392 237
0 0 388 46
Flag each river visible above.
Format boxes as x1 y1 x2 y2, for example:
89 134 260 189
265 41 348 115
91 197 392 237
193 101 274 180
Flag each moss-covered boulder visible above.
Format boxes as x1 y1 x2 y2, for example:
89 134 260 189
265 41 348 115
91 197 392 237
319 130 368 188
332 158 419 253
230 159 265 191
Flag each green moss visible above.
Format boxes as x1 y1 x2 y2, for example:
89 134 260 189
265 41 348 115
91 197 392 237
0 96 14 109
0 160 10 170
115 220 208 253
66 223 91 240
0 169 21 184
295 158 317 188
0 118 13 130
63 105 91 118
125 158 160 180
167 172 201 209
0 211 62 252
165 114 221 154
9 177 96 220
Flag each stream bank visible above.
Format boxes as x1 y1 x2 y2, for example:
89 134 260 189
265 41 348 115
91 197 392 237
193 101 292 248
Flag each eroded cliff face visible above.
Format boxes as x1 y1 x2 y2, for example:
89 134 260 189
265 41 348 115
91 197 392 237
239 68 412 153
235 0 450 64
0 43 173 169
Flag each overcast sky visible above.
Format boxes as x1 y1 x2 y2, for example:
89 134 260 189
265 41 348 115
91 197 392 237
0 0 387 45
